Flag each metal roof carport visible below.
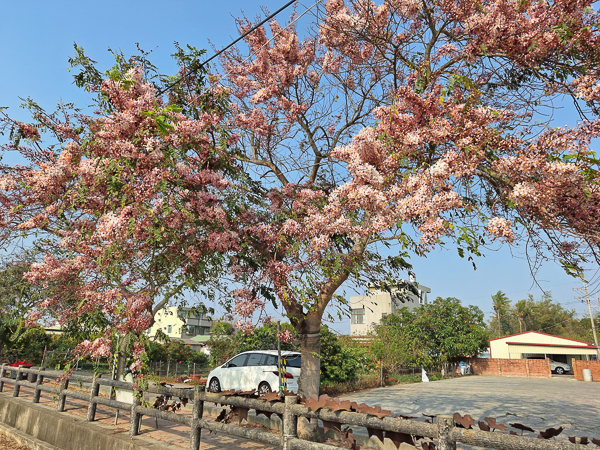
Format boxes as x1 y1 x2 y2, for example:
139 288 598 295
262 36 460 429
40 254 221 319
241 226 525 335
490 331 599 361
506 342 599 359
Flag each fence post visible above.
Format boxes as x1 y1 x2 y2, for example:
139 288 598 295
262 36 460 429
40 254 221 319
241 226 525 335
189 385 204 450
12 366 23 397
57 378 69 412
0 364 6 392
129 390 142 437
86 376 100 421
282 395 298 450
32 367 45 403
437 415 456 450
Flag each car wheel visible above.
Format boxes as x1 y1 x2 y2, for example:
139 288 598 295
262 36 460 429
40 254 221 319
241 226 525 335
208 377 221 393
555 367 565 375
258 382 272 395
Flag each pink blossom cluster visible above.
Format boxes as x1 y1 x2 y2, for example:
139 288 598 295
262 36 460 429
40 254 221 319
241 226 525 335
18 122 40 141
0 64 241 359
232 288 266 318
76 338 113 358
277 330 295 344
486 217 515 243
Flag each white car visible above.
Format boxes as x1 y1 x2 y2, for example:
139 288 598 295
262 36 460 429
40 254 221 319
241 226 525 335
206 350 301 394
550 359 571 375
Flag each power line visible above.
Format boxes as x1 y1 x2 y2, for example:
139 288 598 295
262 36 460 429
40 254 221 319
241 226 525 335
158 0 298 95
536 318 577 332
223 0 322 79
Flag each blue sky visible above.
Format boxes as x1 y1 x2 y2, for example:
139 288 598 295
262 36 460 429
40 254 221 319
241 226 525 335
1 0 597 334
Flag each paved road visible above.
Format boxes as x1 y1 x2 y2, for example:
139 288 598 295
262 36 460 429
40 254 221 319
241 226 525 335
342 375 600 441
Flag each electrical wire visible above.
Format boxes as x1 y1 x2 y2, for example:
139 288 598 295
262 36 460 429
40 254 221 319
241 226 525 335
535 318 578 332
158 0 298 95
223 0 323 79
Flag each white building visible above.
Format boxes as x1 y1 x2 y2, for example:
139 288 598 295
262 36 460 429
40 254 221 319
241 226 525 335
489 331 599 363
147 306 213 341
349 275 431 336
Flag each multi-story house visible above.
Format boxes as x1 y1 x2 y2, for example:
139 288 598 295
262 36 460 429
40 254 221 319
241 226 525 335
349 274 431 336
147 306 213 341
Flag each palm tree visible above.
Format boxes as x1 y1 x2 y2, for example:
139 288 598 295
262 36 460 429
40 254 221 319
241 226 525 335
512 299 532 333
491 291 511 336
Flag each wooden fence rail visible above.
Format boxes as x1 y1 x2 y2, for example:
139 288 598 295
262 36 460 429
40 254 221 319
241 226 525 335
0 364 592 450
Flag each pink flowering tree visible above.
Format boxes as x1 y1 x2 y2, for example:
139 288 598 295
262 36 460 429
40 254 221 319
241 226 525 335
217 0 600 396
2 1 600 396
0 51 239 367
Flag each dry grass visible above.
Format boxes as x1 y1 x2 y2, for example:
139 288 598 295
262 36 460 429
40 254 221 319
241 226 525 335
320 374 384 397
321 372 441 397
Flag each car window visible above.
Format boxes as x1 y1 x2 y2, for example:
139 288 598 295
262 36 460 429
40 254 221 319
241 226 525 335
263 354 278 366
284 354 301 368
227 354 248 367
246 353 263 367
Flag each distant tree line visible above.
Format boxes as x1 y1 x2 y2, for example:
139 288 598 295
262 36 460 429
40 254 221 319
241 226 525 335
488 290 599 342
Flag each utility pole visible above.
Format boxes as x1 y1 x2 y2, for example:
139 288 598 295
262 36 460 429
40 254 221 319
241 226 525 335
277 320 282 394
585 291 599 359
575 284 600 359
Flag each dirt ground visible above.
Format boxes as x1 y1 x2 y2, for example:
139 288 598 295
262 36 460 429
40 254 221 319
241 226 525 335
0 433 30 449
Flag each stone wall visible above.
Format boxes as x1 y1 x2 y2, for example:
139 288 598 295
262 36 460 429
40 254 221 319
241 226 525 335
468 358 551 378
573 360 600 381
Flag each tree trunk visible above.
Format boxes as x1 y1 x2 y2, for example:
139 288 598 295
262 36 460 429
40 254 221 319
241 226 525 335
518 318 523 333
496 310 500 336
116 335 128 379
295 315 321 398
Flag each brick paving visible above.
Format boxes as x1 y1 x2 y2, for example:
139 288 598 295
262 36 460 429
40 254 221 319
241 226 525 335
0 379 279 450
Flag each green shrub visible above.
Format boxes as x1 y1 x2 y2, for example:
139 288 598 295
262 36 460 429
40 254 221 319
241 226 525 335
320 327 372 384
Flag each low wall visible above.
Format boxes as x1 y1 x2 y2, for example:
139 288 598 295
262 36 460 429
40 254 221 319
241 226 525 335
0 394 170 450
469 358 551 378
573 360 600 381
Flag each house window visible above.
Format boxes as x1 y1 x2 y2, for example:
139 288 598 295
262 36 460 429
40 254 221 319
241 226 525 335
351 308 365 324
167 325 172 334
187 310 204 319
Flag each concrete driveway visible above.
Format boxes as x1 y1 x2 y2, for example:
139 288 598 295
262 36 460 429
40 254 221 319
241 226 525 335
341 376 600 440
